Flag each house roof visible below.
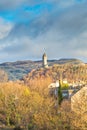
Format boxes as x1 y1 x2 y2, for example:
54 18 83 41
71 86 87 113
71 86 87 101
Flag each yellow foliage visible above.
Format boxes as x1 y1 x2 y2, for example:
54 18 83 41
23 88 30 96
0 80 86 130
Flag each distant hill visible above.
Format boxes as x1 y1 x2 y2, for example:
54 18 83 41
48 58 85 66
0 58 85 80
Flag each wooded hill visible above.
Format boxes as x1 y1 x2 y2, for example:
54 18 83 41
0 58 86 81
23 63 87 90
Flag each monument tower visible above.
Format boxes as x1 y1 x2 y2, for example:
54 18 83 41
42 53 48 68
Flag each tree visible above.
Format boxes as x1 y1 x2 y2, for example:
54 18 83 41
58 80 63 105
0 69 8 82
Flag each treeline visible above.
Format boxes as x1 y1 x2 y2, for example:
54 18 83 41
23 64 87 85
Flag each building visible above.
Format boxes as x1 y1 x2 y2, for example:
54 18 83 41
62 78 68 84
42 53 48 68
48 80 78 99
48 81 59 97
71 86 87 114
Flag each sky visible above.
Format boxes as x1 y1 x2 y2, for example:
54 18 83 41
0 0 87 63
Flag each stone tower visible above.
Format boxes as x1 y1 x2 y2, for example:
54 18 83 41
42 53 48 68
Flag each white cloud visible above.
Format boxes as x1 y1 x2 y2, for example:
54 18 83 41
0 18 13 39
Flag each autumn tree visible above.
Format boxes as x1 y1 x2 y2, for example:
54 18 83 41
0 69 8 82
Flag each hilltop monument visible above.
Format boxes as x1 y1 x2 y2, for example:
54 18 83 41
42 53 48 68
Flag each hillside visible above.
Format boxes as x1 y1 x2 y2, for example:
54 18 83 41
23 63 87 88
0 58 85 80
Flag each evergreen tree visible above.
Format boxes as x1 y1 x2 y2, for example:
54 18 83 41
58 80 63 105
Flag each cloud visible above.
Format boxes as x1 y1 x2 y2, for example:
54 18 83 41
7 1 87 40
1 27 87 62
0 0 26 10
0 0 87 62
0 0 82 11
0 18 13 39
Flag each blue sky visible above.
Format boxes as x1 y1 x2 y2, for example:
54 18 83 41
0 0 87 63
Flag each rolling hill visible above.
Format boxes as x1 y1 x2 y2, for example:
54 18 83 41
0 58 85 80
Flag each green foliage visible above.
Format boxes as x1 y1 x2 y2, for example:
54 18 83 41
58 81 63 105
